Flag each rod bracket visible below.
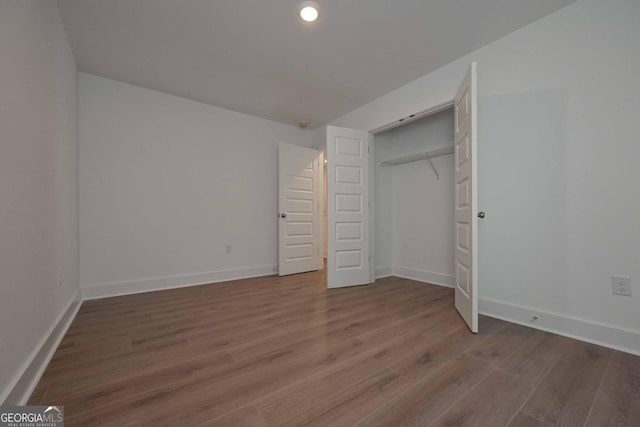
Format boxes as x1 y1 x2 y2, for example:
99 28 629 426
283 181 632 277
428 158 439 180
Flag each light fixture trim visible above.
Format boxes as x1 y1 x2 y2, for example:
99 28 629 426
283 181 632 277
299 2 319 22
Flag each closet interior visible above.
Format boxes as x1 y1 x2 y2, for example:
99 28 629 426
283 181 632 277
373 107 456 286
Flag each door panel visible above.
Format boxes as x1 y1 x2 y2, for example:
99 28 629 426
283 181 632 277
278 143 320 276
454 63 479 333
327 126 370 288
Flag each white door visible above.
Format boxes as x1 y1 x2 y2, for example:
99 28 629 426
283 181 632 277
454 62 479 333
326 126 370 288
278 143 321 276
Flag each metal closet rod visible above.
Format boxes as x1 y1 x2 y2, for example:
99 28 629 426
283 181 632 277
379 146 454 180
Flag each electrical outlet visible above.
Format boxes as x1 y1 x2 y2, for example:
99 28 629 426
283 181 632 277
225 244 232 254
57 269 63 287
612 276 632 296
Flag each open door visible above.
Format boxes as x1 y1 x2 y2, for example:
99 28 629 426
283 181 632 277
454 62 479 333
326 126 370 288
278 143 321 276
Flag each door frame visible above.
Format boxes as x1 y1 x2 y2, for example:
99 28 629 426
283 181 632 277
318 151 325 270
369 100 455 135
341 100 456 285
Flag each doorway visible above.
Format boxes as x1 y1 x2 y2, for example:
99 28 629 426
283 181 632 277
373 108 455 287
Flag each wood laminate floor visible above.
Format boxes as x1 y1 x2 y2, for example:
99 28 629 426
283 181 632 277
29 270 640 426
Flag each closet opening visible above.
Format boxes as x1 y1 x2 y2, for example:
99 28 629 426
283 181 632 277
323 63 478 332
372 107 456 288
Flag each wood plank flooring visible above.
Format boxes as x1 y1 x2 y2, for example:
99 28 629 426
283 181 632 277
29 270 640 426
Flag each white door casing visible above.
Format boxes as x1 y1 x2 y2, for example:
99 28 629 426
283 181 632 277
326 126 370 288
278 143 321 276
454 62 479 333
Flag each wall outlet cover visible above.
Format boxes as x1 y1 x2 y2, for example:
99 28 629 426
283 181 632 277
612 276 632 297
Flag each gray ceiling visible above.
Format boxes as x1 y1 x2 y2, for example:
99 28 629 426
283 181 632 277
56 0 577 127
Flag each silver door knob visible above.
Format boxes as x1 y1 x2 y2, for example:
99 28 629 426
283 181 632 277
478 212 485 219
280 213 287 218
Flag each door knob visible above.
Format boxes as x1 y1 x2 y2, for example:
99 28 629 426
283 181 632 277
280 213 287 218
478 211 485 219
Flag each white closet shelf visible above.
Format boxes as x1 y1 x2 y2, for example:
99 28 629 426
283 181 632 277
379 146 453 180
379 146 454 167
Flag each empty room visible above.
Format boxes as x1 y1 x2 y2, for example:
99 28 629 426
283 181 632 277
1 0 639 426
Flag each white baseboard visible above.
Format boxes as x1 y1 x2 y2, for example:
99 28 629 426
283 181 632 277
392 266 454 288
375 266 392 279
480 297 640 356
81 265 277 300
1 291 82 405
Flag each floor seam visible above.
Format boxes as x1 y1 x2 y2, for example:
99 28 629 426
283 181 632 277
508 343 566 427
426 366 496 426
583 349 614 426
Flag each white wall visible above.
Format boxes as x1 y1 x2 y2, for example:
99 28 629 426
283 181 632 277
332 0 640 354
79 74 314 298
0 1 79 402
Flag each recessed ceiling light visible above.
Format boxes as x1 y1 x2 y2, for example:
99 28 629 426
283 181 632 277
299 3 318 22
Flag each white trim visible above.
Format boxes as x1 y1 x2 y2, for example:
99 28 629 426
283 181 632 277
1 291 81 405
375 266 392 279
81 265 277 300
392 266 454 288
318 151 325 270
368 135 375 284
370 100 455 135
479 297 640 357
